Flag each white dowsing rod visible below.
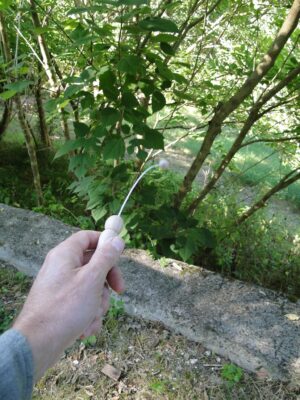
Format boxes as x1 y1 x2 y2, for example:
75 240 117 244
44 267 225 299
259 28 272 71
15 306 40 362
97 159 169 249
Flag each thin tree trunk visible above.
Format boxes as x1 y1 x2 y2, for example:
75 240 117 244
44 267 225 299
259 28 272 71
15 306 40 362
49 51 79 122
25 115 39 148
29 0 71 141
36 63 51 147
174 0 300 209
237 169 300 224
0 11 43 205
16 96 43 205
169 0 222 58
187 63 300 214
0 99 12 138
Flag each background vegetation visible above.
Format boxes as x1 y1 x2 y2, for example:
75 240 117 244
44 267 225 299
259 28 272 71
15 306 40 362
0 0 300 299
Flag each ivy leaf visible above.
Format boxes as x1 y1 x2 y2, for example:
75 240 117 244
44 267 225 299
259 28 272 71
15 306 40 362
99 107 120 126
102 136 125 160
138 17 179 33
152 91 166 113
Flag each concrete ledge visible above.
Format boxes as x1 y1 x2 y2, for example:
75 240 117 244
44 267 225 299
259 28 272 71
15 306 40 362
0 204 299 381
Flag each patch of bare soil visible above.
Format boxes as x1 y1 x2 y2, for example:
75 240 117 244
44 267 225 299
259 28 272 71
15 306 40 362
33 314 299 400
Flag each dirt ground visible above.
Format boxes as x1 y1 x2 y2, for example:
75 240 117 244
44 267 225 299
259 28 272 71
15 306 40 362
1 266 299 400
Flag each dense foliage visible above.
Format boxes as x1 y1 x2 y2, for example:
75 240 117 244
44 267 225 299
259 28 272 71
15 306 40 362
0 0 299 298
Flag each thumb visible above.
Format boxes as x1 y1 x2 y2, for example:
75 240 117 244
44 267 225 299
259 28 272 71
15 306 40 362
87 235 125 280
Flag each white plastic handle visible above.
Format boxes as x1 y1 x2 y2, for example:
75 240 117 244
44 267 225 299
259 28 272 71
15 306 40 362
97 215 124 248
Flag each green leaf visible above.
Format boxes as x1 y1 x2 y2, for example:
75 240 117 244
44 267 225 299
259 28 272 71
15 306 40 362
92 125 108 138
99 69 116 86
121 91 139 108
58 99 70 109
5 80 33 93
137 149 148 160
0 0 12 10
64 84 84 98
118 55 144 75
74 121 90 137
44 99 58 113
121 124 130 134
174 89 194 101
102 136 125 160
118 0 147 4
143 129 164 149
99 69 118 100
172 72 188 84
151 33 177 43
138 17 179 33
33 26 50 35
197 227 216 248
0 90 16 100
92 207 107 222
152 91 166 113
161 80 172 90
80 92 95 109
160 42 175 56
99 107 120 126
69 154 95 178
54 139 84 159
155 60 174 81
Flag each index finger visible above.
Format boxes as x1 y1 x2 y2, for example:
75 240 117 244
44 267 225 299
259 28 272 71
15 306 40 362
54 230 101 263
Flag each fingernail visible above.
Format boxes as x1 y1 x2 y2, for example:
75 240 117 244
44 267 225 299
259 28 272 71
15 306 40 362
111 236 125 252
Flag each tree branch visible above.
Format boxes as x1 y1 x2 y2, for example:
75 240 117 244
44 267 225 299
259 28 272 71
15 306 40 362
174 1 300 209
240 134 300 148
237 168 300 224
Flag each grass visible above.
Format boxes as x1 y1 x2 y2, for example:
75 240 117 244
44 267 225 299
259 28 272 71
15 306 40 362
0 265 298 400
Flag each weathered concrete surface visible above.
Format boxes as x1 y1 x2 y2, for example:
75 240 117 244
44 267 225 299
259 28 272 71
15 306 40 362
0 204 299 382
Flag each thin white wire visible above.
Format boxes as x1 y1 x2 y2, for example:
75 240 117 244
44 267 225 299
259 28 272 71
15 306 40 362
14 24 45 68
14 8 21 70
118 165 159 216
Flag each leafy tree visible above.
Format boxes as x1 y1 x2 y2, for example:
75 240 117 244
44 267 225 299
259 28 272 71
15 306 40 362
0 0 299 267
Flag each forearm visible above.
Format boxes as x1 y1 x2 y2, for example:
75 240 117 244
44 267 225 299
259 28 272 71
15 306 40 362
13 313 68 382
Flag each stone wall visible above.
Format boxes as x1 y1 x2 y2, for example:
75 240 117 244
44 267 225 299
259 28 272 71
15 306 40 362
0 204 299 382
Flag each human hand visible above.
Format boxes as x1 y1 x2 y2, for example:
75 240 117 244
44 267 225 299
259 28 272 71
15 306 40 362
13 230 125 380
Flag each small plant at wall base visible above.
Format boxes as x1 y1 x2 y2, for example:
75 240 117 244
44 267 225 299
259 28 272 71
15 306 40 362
221 363 244 387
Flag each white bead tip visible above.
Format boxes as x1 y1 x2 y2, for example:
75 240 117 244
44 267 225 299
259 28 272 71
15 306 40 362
104 215 124 234
158 159 169 169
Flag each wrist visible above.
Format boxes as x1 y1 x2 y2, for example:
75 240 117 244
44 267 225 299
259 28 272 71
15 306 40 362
13 313 66 381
